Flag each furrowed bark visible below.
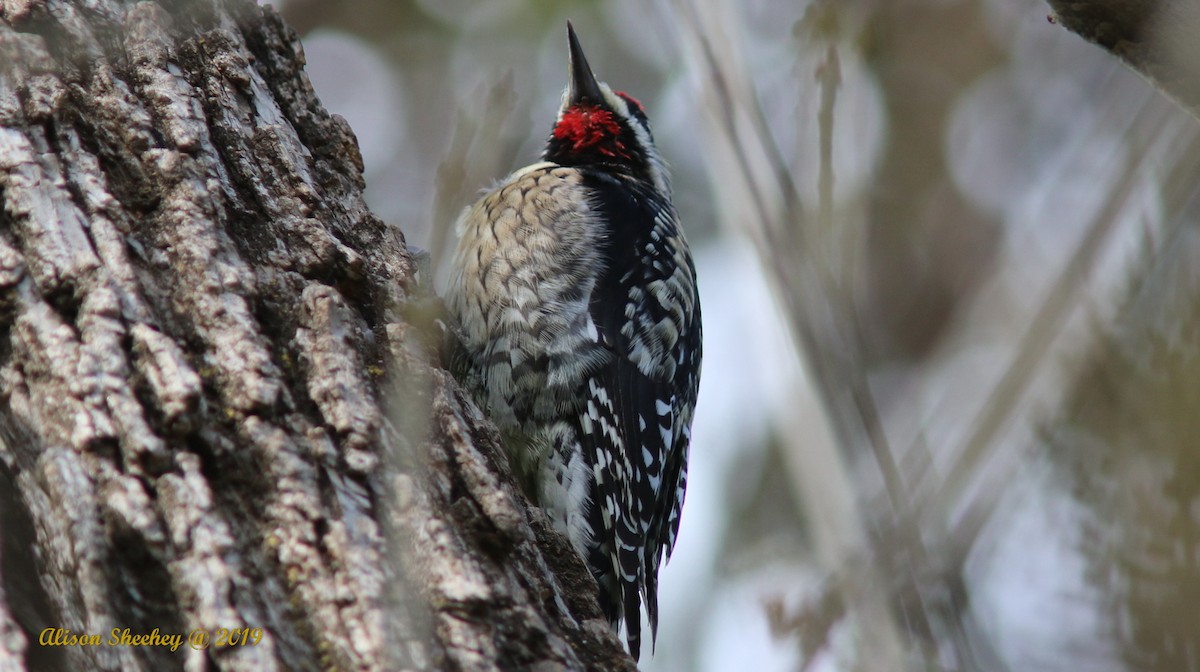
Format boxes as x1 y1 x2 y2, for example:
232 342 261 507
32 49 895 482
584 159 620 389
0 1 631 670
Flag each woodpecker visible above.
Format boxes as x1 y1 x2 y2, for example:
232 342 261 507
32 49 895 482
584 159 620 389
444 23 701 660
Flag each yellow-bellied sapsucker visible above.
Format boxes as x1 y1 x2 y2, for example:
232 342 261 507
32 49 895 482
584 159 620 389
444 23 701 660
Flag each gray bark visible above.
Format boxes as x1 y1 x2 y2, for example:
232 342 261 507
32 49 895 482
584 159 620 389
0 1 631 670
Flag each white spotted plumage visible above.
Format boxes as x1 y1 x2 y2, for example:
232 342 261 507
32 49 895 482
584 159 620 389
444 23 701 662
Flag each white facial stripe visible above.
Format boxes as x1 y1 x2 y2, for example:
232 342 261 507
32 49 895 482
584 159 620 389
603 85 672 196
600 82 629 116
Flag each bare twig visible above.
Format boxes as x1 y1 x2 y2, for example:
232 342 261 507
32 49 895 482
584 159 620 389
939 111 1200 568
918 90 1189 515
671 1 919 667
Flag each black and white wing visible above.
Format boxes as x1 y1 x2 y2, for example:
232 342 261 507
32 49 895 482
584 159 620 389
574 169 701 659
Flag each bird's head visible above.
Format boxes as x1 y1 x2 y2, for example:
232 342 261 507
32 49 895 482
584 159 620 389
543 22 671 196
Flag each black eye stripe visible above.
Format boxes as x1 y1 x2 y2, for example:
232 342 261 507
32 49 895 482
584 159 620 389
621 104 650 136
614 92 648 121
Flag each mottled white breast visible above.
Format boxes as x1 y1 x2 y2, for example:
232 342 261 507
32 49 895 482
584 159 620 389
445 163 612 433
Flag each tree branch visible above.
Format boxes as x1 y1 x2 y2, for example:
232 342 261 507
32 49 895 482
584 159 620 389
1048 0 1200 118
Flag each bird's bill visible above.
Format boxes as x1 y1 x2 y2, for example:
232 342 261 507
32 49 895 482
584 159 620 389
566 22 604 106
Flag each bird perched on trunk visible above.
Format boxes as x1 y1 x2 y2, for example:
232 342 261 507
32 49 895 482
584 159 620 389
444 22 701 660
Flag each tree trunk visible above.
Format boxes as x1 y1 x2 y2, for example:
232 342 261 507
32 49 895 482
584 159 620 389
0 1 632 670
